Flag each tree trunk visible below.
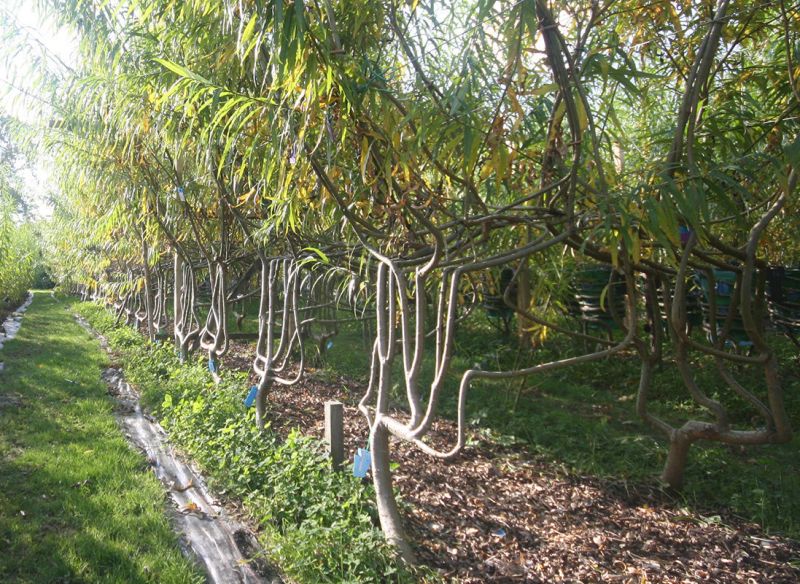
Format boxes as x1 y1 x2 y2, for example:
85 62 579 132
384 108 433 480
141 236 155 342
173 251 185 360
370 422 416 565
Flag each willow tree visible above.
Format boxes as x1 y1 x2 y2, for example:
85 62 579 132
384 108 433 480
614 0 799 488
13 0 798 565
137 0 643 560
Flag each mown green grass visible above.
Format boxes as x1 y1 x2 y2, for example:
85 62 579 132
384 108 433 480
0 292 203 584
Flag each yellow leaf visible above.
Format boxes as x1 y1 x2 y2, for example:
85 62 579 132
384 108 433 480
631 232 641 264
480 159 494 180
609 231 620 268
360 136 370 182
237 188 256 206
497 143 509 181
576 99 588 133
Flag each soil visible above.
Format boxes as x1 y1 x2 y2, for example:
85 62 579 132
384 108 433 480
219 340 800 583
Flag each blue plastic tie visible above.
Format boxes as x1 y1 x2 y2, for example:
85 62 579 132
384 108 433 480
244 385 258 408
208 358 217 373
352 448 371 478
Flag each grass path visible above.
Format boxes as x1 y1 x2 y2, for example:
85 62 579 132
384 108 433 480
0 292 203 584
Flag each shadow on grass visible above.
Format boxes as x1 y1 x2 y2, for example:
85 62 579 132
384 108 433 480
0 292 202 584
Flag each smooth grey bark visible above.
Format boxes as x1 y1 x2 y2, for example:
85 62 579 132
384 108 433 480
141 235 155 342
253 257 305 430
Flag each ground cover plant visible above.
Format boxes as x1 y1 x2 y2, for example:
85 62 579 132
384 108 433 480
133 290 800 539
0 292 203 583
319 313 800 540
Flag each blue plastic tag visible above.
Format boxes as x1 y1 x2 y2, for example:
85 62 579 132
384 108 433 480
353 448 371 478
244 385 258 408
208 359 217 373
326 339 334 350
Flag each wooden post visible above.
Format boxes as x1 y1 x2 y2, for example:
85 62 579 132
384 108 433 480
324 401 344 471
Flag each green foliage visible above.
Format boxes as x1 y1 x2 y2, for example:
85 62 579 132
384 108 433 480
0 201 39 309
75 302 422 583
0 127 40 307
0 120 41 307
